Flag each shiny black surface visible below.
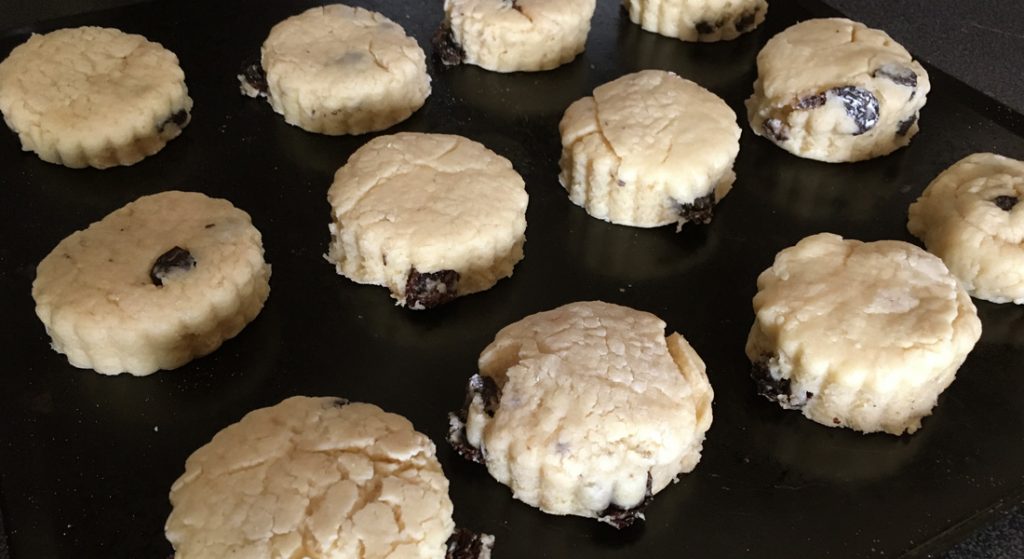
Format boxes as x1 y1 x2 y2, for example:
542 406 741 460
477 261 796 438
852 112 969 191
2 1 1024 557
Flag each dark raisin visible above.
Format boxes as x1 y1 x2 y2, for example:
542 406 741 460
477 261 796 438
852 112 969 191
993 196 1019 211
447 412 484 464
763 118 789 142
830 86 879 135
832 417 841 425
447 374 502 464
150 246 195 287
873 63 918 89
204 223 216 229
157 110 189 132
433 21 465 66
240 58 268 95
467 374 501 417
751 357 793 404
734 9 757 32
445 527 494 559
510 0 523 14
896 115 917 137
794 93 826 110
675 193 715 225
597 473 654 529
695 20 717 35
332 397 350 408
405 268 459 309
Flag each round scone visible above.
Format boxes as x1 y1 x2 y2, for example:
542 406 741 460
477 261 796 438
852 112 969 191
0 27 191 169
559 69 740 229
434 0 597 72
326 132 528 309
238 5 430 135
745 18 930 162
166 397 494 559
448 301 714 526
32 191 271 376
908 153 1024 304
746 233 982 435
622 0 768 42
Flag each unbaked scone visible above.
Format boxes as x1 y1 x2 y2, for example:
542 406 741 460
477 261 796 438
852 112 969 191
746 233 981 435
239 5 430 135
32 191 270 376
0 27 191 169
434 0 597 72
166 396 494 559
909 153 1024 304
745 18 930 162
622 0 768 42
448 301 713 526
326 132 528 309
559 69 740 229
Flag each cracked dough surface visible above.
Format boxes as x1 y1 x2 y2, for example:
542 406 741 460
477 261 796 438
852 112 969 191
326 132 528 308
256 5 430 135
442 0 596 72
463 301 713 519
745 233 981 435
0 26 192 168
622 0 768 42
559 69 740 228
32 191 270 376
745 18 930 162
908 153 1024 304
166 397 455 559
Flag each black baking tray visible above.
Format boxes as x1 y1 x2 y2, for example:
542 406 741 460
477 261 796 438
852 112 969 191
2 0 1024 557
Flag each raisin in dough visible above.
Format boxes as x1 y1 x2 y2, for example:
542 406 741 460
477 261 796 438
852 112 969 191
0 27 191 169
622 0 767 42
32 191 270 376
435 0 597 72
559 70 740 229
166 397 494 559
746 233 981 435
746 18 929 163
909 153 1024 304
448 301 713 526
239 5 430 135
326 133 528 309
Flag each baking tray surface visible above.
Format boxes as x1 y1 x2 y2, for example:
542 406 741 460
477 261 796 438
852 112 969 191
2 1 1024 557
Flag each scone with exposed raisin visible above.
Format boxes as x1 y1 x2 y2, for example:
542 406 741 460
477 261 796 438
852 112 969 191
746 18 929 162
326 133 528 309
0 27 191 168
909 153 1024 304
166 396 494 558
746 233 981 435
559 70 740 229
622 0 768 42
32 191 270 376
239 5 430 135
435 0 596 72
448 301 713 527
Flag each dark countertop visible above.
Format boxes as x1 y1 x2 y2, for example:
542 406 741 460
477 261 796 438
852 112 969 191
2 1 1023 558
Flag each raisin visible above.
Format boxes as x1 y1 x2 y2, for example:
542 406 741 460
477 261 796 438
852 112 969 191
447 413 484 464
433 21 465 66
763 118 789 142
896 115 917 137
466 374 501 417
405 268 459 309
239 58 268 95
751 357 794 405
445 527 494 559
794 93 826 110
150 246 195 287
447 374 502 464
873 63 918 89
830 86 879 135
993 195 1019 211
158 110 189 132
675 193 715 225
734 9 757 32
597 473 654 529
510 0 523 14
332 398 350 408
695 20 718 35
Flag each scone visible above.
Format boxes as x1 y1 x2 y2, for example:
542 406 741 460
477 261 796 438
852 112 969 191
622 0 768 42
746 233 981 435
448 301 714 526
559 69 740 229
32 191 271 376
166 397 494 559
0 27 191 169
435 0 597 72
746 18 930 162
326 132 528 309
239 5 430 135
909 153 1024 304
